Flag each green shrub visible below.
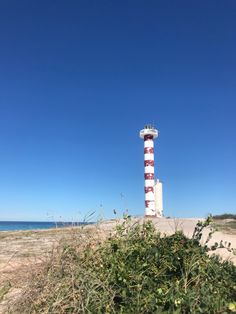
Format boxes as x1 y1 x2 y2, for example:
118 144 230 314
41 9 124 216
213 213 236 220
15 218 236 313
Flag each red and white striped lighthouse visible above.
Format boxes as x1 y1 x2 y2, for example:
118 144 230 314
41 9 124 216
140 124 158 217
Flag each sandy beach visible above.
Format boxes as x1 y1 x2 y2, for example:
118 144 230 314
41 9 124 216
0 217 235 312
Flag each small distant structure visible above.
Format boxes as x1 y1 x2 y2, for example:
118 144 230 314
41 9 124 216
139 124 163 217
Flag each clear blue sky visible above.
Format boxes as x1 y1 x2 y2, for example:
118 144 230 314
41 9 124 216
0 1 235 221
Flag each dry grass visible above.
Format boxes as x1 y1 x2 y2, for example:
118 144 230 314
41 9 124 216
8 224 113 313
0 222 114 313
213 219 236 235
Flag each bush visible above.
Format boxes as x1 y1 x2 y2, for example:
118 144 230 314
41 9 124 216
15 218 236 313
213 213 236 220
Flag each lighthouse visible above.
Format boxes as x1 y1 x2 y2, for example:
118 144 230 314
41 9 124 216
139 124 163 217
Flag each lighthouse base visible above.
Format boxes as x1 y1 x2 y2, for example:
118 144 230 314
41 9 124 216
145 214 162 218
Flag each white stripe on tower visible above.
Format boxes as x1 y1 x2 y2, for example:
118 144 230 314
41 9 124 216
144 134 155 215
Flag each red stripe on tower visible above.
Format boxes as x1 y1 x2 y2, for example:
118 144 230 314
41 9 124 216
144 147 154 154
145 187 154 193
144 160 154 167
144 173 154 180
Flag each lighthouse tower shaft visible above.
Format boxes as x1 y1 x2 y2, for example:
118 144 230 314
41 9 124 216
140 125 161 217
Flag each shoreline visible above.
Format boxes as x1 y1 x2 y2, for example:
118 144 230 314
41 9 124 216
0 221 95 233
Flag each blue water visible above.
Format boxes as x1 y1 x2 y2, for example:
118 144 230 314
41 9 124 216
0 221 86 232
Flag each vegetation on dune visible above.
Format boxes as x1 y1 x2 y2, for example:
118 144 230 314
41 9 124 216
14 217 236 314
213 213 236 220
213 213 236 234
0 282 11 303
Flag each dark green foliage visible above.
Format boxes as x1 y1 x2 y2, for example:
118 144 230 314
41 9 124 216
213 213 236 220
89 219 236 313
16 218 236 313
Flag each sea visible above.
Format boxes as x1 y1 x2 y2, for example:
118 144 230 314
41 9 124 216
0 221 87 232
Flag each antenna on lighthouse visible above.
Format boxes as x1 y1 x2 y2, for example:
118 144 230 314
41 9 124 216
139 124 163 218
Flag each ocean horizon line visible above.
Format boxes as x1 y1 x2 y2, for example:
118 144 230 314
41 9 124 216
0 220 94 232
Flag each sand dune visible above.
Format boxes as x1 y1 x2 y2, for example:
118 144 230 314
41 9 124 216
0 217 235 312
